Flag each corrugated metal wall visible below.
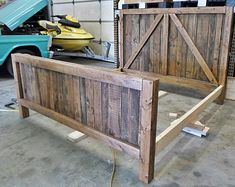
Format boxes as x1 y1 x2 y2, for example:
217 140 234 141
51 0 114 58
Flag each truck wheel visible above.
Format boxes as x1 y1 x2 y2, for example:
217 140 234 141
7 49 37 77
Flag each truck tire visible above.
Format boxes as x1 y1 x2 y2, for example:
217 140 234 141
7 49 37 77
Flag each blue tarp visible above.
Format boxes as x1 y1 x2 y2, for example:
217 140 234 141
0 0 48 31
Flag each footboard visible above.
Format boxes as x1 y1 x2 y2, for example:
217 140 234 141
12 54 159 183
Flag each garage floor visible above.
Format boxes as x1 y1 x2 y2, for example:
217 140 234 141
0 58 235 187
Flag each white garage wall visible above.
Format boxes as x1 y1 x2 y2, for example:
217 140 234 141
51 0 114 58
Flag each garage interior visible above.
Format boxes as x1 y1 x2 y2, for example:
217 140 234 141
0 0 235 187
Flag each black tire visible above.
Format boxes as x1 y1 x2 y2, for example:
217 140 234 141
7 49 36 77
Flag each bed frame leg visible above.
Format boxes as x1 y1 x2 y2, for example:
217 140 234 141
19 105 29 118
12 55 30 119
139 80 158 184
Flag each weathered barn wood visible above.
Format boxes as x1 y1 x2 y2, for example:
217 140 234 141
120 7 233 103
12 54 159 184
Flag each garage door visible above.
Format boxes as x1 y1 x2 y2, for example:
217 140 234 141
51 0 114 58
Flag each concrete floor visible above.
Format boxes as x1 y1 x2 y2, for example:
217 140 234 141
0 58 235 187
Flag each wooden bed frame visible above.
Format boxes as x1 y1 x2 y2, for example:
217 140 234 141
12 7 233 185
12 54 159 183
13 54 224 184
117 6 233 183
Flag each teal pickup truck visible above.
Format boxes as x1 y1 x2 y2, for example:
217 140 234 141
0 0 52 76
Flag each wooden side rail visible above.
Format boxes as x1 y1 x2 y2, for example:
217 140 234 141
12 54 159 184
156 85 223 153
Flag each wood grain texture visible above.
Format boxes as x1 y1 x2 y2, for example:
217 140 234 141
120 7 233 101
170 14 218 84
124 14 163 69
11 59 29 118
19 98 140 158
13 54 143 90
13 54 160 184
218 7 234 104
19 65 142 146
12 54 160 146
121 7 226 15
139 80 159 183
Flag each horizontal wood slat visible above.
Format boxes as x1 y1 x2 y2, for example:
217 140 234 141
19 99 140 158
14 54 143 90
121 7 226 15
123 69 218 93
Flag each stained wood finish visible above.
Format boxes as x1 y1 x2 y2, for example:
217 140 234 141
19 63 142 146
139 80 159 183
11 55 29 118
120 7 233 101
12 54 159 184
124 14 163 69
121 7 226 14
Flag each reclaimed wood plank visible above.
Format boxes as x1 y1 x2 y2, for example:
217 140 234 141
198 14 209 81
176 15 184 78
85 79 95 128
124 14 163 69
162 14 169 75
73 76 82 122
128 89 140 146
80 77 87 125
13 54 143 91
139 14 151 72
101 82 109 133
11 59 29 118
93 81 102 131
168 16 178 76
180 15 189 78
121 7 226 15
108 84 122 138
212 14 223 80
120 87 129 142
123 69 217 93
19 99 140 158
170 14 218 84
185 14 197 79
139 79 159 183
130 14 140 70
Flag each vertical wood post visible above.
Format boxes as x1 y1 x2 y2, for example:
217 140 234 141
162 14 169 75
217 7 234 104
139 79 159 183
12 55 29 118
